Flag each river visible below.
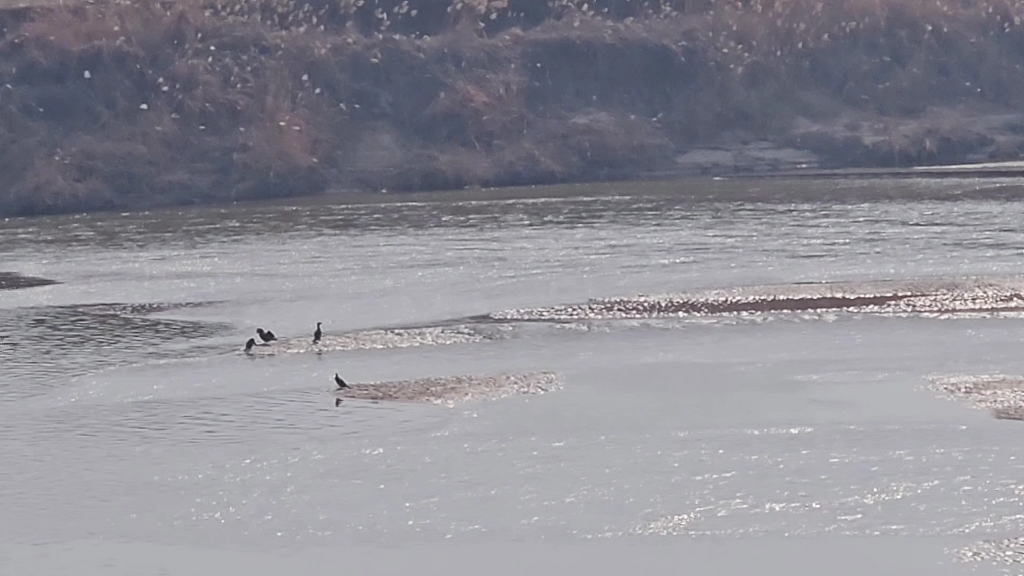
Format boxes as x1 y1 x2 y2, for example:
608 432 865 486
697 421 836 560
3 177 1024 575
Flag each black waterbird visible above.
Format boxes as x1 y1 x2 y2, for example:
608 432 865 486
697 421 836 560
334 373 350 389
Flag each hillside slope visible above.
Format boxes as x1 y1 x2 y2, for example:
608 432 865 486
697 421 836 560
2 0 1024 216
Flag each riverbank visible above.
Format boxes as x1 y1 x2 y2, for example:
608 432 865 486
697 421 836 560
2 0 1024 217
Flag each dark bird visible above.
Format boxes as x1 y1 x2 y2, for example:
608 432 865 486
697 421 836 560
334 373 350 389
256 328 277 343
313 322 322 345
244 338 257 354
335 398 343 407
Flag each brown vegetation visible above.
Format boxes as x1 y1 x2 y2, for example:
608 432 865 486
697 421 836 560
2 0 1024 216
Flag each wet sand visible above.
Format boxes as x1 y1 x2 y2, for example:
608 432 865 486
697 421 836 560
926 374 1024 421
333 372 562 407
244 327 501 356
954 537 1024 566
490 276 1024 321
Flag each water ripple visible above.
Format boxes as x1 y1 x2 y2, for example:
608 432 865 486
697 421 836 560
0 301 230 400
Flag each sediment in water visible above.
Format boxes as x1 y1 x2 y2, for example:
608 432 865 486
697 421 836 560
333 371 561 406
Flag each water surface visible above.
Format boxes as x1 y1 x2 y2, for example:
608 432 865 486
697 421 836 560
3 177 1024 574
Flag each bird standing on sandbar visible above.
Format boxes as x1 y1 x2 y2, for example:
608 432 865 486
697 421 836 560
313 322 322 345
244 338 257 354
256 328 277 343
334 373 350 389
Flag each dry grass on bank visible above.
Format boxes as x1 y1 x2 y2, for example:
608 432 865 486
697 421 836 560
2 0 1024 215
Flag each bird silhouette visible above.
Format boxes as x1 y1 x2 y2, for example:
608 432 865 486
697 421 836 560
334 373 350 389
256 328 277 343
244 338 257 354
313 322 322 344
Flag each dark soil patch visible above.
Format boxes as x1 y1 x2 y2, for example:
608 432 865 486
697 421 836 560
0 271 58 289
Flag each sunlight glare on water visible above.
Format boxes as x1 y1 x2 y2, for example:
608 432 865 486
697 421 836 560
2 178 1024 575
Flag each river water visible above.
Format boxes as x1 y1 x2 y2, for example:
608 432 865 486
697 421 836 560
3 177 1024 575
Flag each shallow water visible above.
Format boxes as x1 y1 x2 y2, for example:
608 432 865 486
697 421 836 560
3 177 1024 574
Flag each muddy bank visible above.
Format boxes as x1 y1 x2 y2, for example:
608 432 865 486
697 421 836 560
926 374 1024 421
490 276 1024 321
242 324 507 356
0 271 57 290
4 0 1024 216
954 537 1024 566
